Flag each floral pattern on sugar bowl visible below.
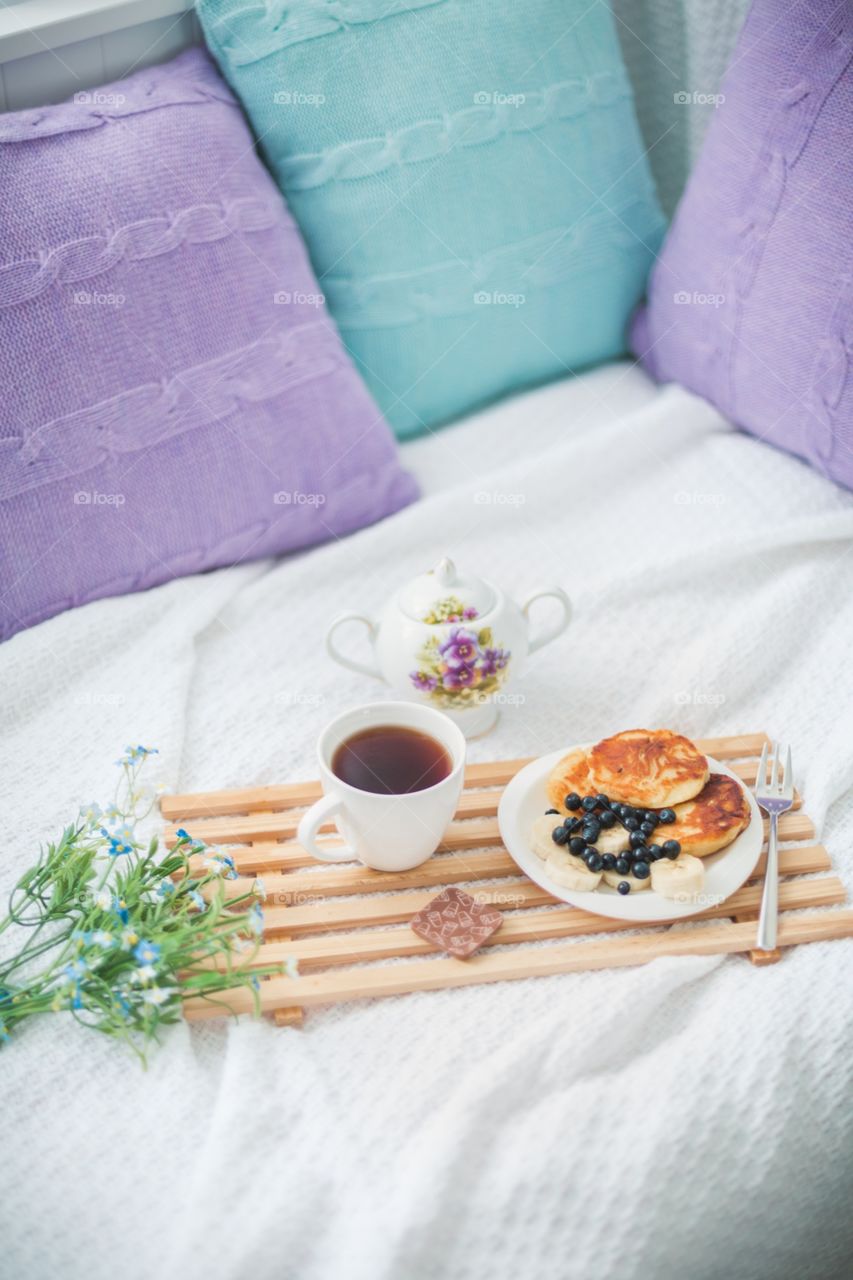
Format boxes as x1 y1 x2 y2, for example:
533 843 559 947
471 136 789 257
410 617 511 708
325 558 572 737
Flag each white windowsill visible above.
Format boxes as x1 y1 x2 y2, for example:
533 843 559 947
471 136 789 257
0 0 193 62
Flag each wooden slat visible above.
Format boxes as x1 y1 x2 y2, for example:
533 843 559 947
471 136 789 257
161 732 771 824
183 907 853 1019
181 807 814 882
199 811 817 906
166 796 511 849
257 844 831 936
164 762 802 849
201 876 845 973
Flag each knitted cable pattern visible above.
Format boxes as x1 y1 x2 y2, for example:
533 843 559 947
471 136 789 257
326 208 661 329
276 75 630 188
0 323 341 501
0 199 291 308
205 0 449 64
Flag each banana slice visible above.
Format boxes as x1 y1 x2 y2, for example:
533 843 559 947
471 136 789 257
650 854 705 901
602 867 651 892
545 848 602 891
530 814 564 861
592 825 631 856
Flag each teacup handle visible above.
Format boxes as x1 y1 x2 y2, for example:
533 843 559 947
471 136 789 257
325 613 385 681
522 587 573 655
297 792 357 863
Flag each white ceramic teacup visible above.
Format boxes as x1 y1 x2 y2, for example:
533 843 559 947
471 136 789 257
297 701 466 872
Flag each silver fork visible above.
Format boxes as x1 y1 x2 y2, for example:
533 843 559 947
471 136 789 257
754 741 794 951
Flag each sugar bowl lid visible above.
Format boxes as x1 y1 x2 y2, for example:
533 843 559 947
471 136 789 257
397 557 496 623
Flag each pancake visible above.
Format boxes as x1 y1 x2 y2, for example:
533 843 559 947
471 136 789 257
665 772 751 857
546 747 594 813
588 728 709 808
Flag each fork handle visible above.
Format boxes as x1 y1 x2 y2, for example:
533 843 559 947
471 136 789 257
757 813 779 951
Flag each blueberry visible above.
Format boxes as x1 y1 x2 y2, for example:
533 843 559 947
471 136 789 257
617 880 631 895
581 796 598 812
602 853 617 871
629 831 646 849
662 839 681 858
569 836 586 855
615 856 631 875
563 816 582 832
659 809 676 824
552 825 570 845
623 816 640 832
545 808 560 815
599 810 617 829
646 845 662 862
582 821 601 843
565 793 582 810
586 852 603 872
643 811 658 825
633 860 650 879
640 822 656 838
595 793 611 808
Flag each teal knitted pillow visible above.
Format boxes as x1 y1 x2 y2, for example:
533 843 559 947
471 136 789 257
199 0 664 437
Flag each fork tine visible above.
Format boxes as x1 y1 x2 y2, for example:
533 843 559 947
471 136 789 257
756 741 768 794
774 740 782 793
783 744 792 797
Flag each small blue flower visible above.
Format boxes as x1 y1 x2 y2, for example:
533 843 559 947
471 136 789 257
250 975 260 992
115 745 158 768
113 992 131 1017
63 959 88 980
112 897 130 924
107 836 134 857
175 828 190 841
248 903 264 937
133 940 161 966
157 880 176 899
188 890 206 912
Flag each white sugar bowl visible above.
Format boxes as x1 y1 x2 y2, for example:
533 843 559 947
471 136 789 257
325 557 572 737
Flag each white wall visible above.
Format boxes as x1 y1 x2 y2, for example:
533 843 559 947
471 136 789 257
0 1 200 112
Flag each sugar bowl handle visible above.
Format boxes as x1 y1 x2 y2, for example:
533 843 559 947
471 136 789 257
522 588 572 655
325 612 385 681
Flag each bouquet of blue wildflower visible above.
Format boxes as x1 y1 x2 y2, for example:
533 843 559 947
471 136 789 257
0 746 286 1062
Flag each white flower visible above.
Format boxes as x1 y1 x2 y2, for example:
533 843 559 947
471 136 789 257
253 878 267 901
79 802 102 825
92 930 114 948
132 965 157 984
141 987 172 1006
93 889 112 911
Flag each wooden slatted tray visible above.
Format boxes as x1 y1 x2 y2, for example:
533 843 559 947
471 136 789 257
160 733 853 1026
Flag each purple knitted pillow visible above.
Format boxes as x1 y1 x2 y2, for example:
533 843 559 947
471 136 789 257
632 0 853 489
0 48 416 641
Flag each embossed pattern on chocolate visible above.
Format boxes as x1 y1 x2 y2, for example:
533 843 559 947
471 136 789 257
410 887 503 959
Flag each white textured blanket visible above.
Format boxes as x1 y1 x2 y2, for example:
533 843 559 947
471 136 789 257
3 364 853 1280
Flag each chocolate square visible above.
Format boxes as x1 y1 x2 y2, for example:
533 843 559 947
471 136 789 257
410 887 503 959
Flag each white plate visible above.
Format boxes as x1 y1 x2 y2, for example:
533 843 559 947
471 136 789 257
497 748 763 922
